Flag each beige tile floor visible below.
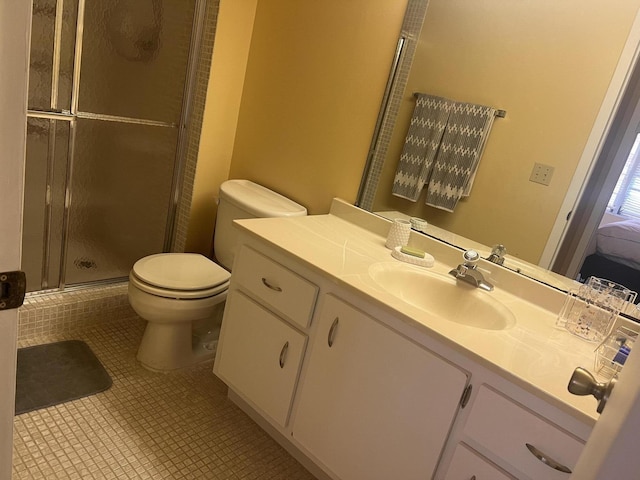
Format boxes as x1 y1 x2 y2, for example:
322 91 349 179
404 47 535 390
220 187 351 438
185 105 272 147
12 317 317 479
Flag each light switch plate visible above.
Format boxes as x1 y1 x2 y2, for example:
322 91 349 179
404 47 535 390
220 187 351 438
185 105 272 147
530 163 554 186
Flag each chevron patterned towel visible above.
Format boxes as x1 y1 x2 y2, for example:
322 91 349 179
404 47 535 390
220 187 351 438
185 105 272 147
425 101 496 212
392 94 453 201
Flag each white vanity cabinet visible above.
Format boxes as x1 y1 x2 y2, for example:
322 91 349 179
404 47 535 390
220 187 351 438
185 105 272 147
291 294 469 480
213 225 594 480
214 246 318 428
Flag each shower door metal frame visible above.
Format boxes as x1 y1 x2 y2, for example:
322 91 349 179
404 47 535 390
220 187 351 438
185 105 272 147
26 0 206 291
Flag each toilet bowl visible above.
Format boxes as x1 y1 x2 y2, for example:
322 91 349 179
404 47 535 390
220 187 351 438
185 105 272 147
128 179 307 371
128 253 230 371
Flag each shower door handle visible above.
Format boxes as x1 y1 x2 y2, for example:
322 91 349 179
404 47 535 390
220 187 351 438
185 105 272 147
0 271 26 310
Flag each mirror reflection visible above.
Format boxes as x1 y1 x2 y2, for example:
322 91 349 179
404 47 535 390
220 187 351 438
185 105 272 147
359 0 640 302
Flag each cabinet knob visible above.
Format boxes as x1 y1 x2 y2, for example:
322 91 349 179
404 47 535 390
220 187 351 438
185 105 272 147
525 443 572 474
568 367 617 413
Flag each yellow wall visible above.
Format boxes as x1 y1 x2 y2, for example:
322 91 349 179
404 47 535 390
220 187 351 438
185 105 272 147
373 0 640 263
226 0 409 214
185 0 258 255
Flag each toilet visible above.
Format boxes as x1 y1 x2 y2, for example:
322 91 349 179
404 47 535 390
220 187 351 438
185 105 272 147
128 179 307 371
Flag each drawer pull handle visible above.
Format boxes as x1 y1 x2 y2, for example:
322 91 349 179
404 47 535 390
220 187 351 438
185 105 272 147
279 341 289 368
328 317 339 347
261 277 282 292
525 443 572 474
469 476 476 480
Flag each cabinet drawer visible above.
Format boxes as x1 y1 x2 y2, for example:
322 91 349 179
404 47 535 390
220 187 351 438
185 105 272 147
233 246 318 329
214 290 307 427
443 443 514 480
463 385 584 479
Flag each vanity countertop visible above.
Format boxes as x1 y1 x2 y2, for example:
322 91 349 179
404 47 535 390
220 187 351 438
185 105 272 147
234 203 605 427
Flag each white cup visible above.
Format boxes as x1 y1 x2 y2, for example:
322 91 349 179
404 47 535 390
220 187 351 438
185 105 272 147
385 219 411 249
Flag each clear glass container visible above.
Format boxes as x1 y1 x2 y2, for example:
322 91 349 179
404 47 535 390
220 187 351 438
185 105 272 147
594 325 637 380
557 277 637 343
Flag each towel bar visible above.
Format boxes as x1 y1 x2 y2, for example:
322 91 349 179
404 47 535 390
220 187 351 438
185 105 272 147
412 92 506 118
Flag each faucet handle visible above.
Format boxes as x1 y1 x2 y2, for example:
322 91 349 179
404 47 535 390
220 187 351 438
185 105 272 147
450 250 494 291
491 244 507 256
463 249 480 265
487 244 507 265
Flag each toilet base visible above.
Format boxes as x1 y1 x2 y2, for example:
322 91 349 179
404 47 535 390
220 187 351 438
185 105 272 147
128 280 226 372
136 302 225 372
137 323 219 372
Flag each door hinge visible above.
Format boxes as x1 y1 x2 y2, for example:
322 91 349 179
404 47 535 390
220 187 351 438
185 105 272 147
0 271 26 310
459 384 473 408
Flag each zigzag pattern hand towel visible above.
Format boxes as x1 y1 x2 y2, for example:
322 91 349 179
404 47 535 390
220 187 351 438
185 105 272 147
392 94 453 201
426 102 495 212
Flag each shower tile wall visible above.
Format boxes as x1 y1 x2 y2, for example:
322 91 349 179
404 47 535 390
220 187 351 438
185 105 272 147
172 0 220 253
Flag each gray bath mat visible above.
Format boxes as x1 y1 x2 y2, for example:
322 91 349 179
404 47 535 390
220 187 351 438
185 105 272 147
15 340 112 415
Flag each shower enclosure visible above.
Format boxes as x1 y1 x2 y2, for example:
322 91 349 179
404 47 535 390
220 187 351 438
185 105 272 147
24 0 202 292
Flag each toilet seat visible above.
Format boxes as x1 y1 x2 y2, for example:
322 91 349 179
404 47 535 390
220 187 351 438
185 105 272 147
130 253 230 300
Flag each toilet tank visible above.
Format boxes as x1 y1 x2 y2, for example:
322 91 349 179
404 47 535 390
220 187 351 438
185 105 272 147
213 179 307 270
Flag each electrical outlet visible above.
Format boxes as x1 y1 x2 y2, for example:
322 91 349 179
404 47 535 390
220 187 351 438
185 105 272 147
530 163 554 186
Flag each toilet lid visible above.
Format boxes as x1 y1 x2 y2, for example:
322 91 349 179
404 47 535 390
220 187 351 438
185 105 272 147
132 253 230 291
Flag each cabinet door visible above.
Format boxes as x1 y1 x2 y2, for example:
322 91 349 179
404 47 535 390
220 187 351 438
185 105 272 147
443 443 515 480
292 295 468 480
214 290 307 427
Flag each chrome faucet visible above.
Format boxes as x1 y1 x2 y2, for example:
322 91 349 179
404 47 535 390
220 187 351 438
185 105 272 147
486 244 507 266
449 250 494 291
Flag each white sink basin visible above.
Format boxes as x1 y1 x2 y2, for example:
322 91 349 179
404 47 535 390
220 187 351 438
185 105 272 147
368 263 516 330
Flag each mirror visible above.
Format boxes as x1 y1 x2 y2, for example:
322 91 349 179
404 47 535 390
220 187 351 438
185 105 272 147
358 0 640 296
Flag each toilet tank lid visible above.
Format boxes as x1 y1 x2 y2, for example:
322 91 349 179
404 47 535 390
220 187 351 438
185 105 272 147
219 179 307 218
132 253 230 291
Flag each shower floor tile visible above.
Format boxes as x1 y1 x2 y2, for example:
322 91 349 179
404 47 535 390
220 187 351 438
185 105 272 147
12 318 317 480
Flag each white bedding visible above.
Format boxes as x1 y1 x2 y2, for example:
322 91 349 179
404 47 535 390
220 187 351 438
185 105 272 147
596 219 640 270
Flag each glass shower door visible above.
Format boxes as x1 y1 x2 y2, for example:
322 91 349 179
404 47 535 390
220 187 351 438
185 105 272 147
64 120 179 284
63 0 196 285
23 119 71 291
23 0 78 291
23 0 198 291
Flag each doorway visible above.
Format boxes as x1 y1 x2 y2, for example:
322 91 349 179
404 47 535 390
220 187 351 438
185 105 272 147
554 53 640 294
